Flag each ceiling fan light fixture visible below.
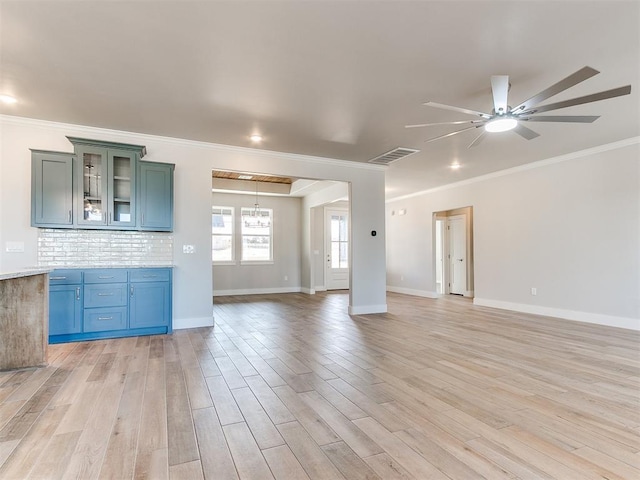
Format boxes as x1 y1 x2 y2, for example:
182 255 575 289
484 116 518 133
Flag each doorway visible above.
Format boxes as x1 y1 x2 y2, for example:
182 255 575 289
448 215 466 295
434 207 474 297
325 207 349 290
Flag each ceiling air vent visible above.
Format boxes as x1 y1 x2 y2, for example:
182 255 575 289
368 147 419 165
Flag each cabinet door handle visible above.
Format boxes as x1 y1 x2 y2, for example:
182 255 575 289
50 276 67 280
68 210 72 223
98 275 114 279
75 287 80 300
98 316 113 321
97 292 114 296
130 286 134 297
142 213 145 224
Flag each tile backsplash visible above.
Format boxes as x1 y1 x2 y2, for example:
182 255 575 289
38 229 173 267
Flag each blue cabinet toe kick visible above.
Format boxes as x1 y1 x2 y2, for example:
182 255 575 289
49 326 170 344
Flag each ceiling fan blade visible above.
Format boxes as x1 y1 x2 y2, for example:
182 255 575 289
423 101 491 119
491 75 510 114
520 85 631 115
513 123 540 140
468 131 486 148
424 125 480 144
405 120 483 128
511 66 600 113
521 115 600 123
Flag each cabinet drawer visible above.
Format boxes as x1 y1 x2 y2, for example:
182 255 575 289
130 268 171 283
84 269 128 284
49 269 82 285
84 284 128 307
84 307 127 332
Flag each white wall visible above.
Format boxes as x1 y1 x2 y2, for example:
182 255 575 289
386 139 640 330
212 192 302 294
0 116 388 328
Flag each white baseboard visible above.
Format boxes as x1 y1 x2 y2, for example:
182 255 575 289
387 286 440 299
213 287 302 296
300 287 315 295
349 304 388 315
314 286 327 292
173 316 214 330
464 290 474 298
473 298 640 331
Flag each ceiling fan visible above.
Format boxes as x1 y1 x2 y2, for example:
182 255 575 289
405 66 631 148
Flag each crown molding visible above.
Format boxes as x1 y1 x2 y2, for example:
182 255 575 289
0 114 386 172
386 136 640 203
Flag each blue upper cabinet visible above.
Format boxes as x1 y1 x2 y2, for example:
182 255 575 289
31 150 75 227
69 137 143 230
30 137 174 232
138 161 174 231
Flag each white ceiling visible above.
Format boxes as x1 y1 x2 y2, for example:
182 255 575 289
1 1 638 200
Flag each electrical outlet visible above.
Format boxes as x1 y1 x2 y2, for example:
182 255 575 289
183 245 195 254
531 287 537 296
284 275 288 281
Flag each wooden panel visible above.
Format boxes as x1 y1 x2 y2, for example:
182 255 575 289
212 171 292 184
0 274 48 370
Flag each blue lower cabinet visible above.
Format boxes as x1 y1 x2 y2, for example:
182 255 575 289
49 284 82 335
130 282 170 328
84 284 128 308
48 267 172 344
84 307 127 332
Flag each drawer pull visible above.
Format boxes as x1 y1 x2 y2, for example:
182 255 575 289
97 292 115 296
98 275 115 279
143 274 157 278
98 316 113 321
50 276 67 280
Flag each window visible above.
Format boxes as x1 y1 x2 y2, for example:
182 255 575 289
241 208 273 262
212 206 234 262
330 213 348 268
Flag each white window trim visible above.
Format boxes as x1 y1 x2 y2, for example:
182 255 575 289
212 206 235 264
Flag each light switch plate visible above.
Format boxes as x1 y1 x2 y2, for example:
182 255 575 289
183 244 195 254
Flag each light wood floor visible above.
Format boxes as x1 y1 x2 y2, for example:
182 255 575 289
0 292 639 479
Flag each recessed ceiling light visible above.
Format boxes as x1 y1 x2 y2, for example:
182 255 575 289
238 175 253 180
450 163 462 170
250 134 263 143
0 94 17 104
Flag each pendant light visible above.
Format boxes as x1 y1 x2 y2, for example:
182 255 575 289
253 180 261 219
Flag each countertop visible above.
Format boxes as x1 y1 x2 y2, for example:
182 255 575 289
45 265 175 269
0 268 52 281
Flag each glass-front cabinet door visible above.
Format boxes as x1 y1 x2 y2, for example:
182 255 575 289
77 146 109 226
108 149 136 228
75 145 137 228
68 136 145 230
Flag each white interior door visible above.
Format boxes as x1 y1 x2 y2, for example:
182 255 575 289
448 215 466 295
435 218 445 294
325 208 349 290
